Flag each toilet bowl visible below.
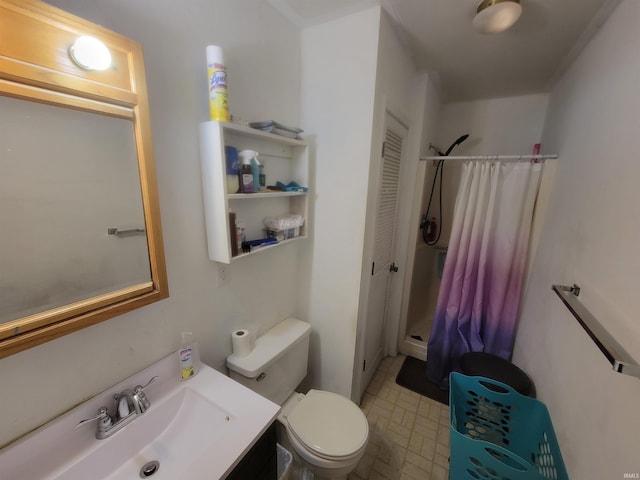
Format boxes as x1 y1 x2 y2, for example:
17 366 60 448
226 318 369 479
278 390 368 478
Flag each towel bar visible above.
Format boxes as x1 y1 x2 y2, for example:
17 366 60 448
552 284 640 379
107 227 146 236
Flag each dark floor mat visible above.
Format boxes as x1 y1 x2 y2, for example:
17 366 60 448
395 356 449 405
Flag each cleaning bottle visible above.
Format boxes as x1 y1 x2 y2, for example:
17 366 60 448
259 163 266 191
225 146 239 193
206 45 230 121
250 156 260 192
238 150 258 193
238 160 254 193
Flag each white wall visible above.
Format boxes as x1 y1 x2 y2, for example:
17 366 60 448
299 7 429 399
353 9 429 396
299 7 381 397
0 0 302 447
431 93 550 246
398 75 443 359
513 1 640 477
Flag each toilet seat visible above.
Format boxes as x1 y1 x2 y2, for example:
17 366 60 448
285 389 369 461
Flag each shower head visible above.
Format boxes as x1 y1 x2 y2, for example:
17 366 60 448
443 134 469 156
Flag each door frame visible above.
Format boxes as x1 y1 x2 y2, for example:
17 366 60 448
351 106 410 402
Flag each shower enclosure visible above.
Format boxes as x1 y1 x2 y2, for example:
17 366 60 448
396 94 552 362
399 155 552 363
402 157 464 359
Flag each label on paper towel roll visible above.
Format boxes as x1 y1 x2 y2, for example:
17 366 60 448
232 329 252 357
206 45 230 121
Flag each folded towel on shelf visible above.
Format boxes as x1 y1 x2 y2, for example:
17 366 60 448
275 181 308 192
249 120 304 139
264 214 304 230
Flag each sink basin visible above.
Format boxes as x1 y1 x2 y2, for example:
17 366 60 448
0 347 279 479
55 388 235 479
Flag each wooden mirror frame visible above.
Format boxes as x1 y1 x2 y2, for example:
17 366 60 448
0 0 168 358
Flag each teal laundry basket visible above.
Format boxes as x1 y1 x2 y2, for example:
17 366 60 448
449 372 568 480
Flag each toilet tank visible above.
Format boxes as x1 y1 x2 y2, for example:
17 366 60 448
227 318 311 405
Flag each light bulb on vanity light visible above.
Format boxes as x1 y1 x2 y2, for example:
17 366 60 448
68 35 112 71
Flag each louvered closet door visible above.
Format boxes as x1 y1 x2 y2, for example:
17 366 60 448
374 127 402 273
361 114 406 395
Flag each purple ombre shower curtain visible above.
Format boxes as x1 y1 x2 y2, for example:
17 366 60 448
426 160 542 389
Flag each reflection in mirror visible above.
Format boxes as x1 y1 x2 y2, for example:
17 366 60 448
0 0 168 358
0 95 151 323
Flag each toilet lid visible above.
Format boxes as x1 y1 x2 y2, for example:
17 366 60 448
286 390 368 459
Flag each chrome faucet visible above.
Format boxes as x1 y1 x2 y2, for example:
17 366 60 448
75 376 158 439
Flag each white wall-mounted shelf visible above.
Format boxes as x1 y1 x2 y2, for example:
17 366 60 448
227 191 307 200
199 121 309 263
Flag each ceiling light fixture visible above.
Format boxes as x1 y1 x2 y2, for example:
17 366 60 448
68 36 112 71
473 0 522 34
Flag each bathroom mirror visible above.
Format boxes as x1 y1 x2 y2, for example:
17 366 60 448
0 0 168 358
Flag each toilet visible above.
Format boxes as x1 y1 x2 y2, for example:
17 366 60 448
226 318 369 479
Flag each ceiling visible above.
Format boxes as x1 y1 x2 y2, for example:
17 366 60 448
267 0 620 101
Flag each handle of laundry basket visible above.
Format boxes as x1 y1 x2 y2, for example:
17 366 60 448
482 445 531 473
474 375 519 396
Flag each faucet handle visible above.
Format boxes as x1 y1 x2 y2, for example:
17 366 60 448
75 407 112 432
132 375 158 414
136 375 159 391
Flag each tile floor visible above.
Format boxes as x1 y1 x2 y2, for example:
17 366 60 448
348 354 450 480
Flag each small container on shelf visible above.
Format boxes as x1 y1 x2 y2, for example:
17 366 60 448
225 146 240 194
228 212 239 257
265 227 299 241
264 214 304 241
236 221 246 253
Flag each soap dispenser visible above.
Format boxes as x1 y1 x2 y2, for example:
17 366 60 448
179 332 196 379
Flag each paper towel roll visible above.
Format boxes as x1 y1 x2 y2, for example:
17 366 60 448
232 329 252 357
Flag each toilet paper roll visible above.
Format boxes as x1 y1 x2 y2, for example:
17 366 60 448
232 329 252 357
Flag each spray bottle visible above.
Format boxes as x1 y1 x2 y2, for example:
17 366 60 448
206 46 230 121
238 150 258 193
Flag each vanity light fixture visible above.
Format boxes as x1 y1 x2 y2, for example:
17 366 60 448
68 35 112 71
473 0 522 34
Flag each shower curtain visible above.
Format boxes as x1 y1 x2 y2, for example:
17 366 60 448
426 160 542 389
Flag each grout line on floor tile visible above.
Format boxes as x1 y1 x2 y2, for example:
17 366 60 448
348 354 449 480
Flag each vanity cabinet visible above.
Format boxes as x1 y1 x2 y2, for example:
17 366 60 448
199 121 309 264
226 421 277 480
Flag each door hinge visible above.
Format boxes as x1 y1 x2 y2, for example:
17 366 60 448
363 359 366 371
390 262 398 273
381 141 386 157
371 262 375 275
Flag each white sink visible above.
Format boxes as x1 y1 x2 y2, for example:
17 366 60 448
0 347 280 479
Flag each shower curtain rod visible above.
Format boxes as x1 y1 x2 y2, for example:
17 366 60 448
420 153 559 161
